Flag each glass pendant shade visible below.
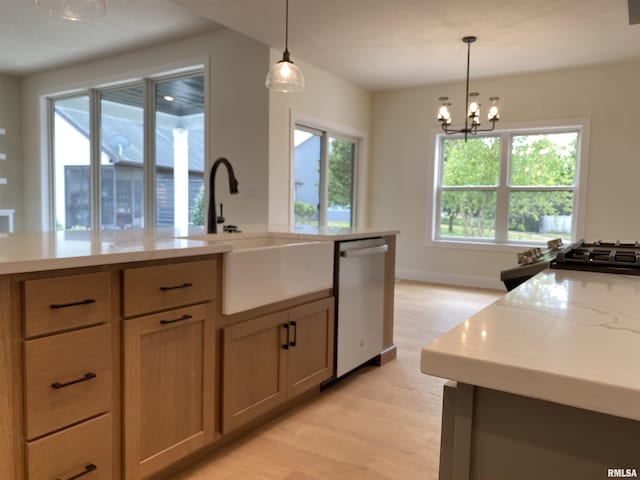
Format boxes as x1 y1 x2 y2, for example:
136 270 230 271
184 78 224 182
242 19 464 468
266 0 304 93
265 53 305 93
35 0 106 21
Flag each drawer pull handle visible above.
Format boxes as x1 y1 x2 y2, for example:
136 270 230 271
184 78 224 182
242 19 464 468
50 298 96 310
58 463 97 480
282 323 289 350
289 321 297 347
160 314 193 325
51 372 97 389
160 282 193 291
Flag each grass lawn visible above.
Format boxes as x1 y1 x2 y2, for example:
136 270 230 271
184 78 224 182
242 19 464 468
440 224 570 242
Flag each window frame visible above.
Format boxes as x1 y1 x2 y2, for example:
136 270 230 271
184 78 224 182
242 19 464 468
47 67 206 232
429 118 590 251
290 114 366 228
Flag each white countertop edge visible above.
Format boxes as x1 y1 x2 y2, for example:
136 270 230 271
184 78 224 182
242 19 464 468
0 227 399 275
420 347 640 422
0 244 233 275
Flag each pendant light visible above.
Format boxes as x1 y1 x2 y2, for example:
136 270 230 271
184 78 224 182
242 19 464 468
35 0 106 22
266 0 305 93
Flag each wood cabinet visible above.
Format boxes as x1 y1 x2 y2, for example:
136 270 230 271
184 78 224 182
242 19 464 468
24 324 112 440
18 269 116 480
26 413 113 480
222 297 334 433
122 259 216 318
123 293 216 479
286 299 335 398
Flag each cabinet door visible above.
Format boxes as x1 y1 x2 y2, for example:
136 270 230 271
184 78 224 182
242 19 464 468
123 303 215 480
222 311 288 433
287 297 335 398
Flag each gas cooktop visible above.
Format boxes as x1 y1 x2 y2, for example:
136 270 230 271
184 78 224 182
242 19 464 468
551 239 640 275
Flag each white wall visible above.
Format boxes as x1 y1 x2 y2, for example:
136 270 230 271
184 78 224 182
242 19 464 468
267 50 371 225
0 74 22 232
21 28 270 232
370 59 640 289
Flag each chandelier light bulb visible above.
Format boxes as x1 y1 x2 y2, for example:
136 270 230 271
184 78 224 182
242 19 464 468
488 97 500 121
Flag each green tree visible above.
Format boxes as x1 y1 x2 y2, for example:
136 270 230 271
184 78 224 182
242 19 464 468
508 135 576 233
441 137 500 237
191 185 205 226
328 139 354 208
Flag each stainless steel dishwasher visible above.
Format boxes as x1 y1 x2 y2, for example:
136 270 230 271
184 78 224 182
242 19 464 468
336 237 387 377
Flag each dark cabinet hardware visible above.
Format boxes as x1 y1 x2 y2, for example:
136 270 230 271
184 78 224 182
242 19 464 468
49 299 96 310
289 321 297 347
160 314 193 325
282 323 290 349
51 372 97 389
160 282 193 291
58 463 97 480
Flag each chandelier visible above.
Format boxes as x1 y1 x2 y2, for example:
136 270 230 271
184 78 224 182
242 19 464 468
34 0 106 22
437 36 500 141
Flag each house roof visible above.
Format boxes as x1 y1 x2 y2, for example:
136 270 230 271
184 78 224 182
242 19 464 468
56 106 204 172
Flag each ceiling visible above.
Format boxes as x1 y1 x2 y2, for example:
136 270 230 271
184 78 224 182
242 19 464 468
176 0 640 91
2 0 640 92
0 0 221 75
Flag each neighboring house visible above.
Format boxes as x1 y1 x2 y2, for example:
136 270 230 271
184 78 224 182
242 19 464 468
293 134 320 212
55 105 204 229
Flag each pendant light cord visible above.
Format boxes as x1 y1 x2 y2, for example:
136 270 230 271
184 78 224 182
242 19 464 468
284 0 289 54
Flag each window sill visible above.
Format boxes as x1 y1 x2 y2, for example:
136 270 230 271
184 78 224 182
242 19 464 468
426 237 566 254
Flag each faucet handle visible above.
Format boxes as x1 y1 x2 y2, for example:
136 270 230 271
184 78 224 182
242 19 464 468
217 203 225 224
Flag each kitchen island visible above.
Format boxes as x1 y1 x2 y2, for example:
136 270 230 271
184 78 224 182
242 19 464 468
420 270 640 480
0 226 398 480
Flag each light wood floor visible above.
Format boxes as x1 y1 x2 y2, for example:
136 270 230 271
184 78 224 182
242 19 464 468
177 280 503 480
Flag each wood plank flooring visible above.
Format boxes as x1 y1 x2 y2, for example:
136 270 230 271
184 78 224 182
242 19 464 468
177 280 503 480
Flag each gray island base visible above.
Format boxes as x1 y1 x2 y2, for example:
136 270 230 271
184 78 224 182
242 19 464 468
439 381 640 480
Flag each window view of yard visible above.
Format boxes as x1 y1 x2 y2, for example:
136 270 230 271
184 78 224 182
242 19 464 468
438 131 578 243
294 127 355 228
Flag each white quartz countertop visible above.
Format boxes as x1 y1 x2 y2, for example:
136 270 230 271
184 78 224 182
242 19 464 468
420 270 640 422
0 225 398 275
192 224 400 241
0 230 233 275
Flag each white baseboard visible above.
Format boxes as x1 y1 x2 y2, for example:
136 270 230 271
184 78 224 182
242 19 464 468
396 269 505 291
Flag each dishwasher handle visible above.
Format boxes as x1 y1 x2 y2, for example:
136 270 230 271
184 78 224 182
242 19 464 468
340 244 388 258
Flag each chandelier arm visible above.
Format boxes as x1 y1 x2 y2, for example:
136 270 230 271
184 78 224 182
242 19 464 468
441 124 467 135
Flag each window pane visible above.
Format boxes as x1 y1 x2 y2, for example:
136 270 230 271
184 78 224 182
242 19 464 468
101 86 144 229
510 133 577 186
294 128 321 226
155 75 205 229
508 191 573 242
440 190 496 239
442 137 500 186
53 96 91 231
328 137 354 227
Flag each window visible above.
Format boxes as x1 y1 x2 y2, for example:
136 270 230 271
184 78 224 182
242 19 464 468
293 125 357 227
433 123 587 246
51 71 204 231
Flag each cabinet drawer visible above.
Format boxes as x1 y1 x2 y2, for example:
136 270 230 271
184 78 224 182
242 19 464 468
24 271 111 338
24 324 112 440
122 258 216 317
27 413 112 480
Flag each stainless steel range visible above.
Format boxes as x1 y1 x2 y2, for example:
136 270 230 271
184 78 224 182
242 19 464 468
501 239 640 291
550 240 640 275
